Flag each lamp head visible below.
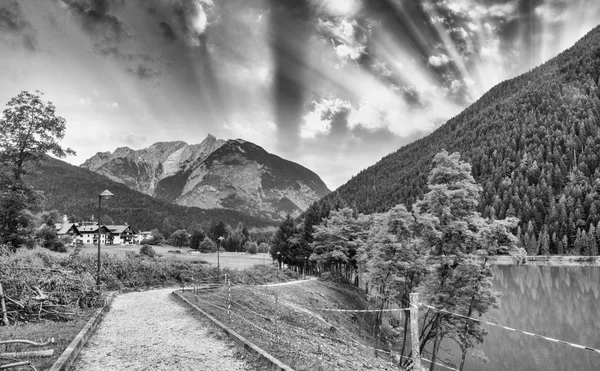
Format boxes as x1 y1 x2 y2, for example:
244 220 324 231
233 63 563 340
100 190 114 199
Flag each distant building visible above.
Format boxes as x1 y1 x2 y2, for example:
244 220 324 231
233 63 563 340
54 223 83 245
77 224 113 245
106 224 136 245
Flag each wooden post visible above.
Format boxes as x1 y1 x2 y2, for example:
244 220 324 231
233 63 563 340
227 279 232 322
0 282 9 326
409 293 422 371
275 295 279 334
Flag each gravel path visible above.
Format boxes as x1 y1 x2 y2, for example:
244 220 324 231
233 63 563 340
71 288 256 371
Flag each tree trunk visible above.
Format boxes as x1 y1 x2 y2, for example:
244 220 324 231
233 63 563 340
429 315 442 371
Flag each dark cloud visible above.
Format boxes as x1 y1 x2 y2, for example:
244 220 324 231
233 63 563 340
159 21 177 42
62 0 128 44
0 0 38 51
127 64 161 80
268 0 313 155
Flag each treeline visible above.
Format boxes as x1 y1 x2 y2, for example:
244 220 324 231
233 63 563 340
315 25 600 256
270 151 525 370
24 156 276 235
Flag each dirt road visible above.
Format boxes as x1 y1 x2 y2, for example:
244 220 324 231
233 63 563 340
71 288 259 371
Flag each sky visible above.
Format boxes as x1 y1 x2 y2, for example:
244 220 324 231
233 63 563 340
1 0 599 190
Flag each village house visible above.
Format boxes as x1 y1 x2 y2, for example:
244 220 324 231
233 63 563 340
77 224 113 245
54 223 83 245
106 224 136 245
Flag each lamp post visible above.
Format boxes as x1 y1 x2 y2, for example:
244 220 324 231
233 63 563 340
217 236 224 281
277 251 281 270
97 190 114 287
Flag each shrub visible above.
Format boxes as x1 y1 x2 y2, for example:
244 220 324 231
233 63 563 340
244 241 258 254
35 225 67 253
139 245 156 258
199 237 217 252
258 242 269 253
169 229 189 247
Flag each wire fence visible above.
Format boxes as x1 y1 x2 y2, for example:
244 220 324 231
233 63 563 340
182 277 600 371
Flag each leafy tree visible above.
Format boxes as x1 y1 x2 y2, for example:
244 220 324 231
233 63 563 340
0 91 74 181
189 229 205 250
270 215 295 267
169 229 189 247
412 151 522 370
359 204 426 360
199 236 217 252
35 224 66 252
208 221 228 242
0 91 74 250
142 228 164 246
244 240 258 254
257 242 269 253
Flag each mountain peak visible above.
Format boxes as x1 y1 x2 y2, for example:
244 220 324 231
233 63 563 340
81 136 330 220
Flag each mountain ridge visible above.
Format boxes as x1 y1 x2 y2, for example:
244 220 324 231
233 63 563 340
315 25 600 254
81 135 330 220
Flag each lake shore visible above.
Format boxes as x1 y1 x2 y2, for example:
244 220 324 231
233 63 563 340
490 255 600 266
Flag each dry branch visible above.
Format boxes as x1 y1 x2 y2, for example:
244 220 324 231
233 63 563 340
0 349 54 358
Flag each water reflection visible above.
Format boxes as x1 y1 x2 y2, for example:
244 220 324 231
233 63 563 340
461 265 600 371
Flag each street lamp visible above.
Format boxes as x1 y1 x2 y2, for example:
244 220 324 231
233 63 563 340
97 190 113 287
217 236 224 281
277 251 281 270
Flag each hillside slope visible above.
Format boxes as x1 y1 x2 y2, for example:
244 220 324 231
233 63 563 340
82 135 330 220
25 156 274 233
320 25 600 255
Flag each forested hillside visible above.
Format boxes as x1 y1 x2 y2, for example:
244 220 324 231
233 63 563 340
319 25 600 255
25 156 274 234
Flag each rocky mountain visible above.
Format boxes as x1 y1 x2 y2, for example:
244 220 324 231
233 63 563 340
315 25 600 255
81 135 330 220
25 156 275 234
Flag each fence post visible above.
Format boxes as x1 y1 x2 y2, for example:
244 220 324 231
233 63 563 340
227 279 232 322
275 295 279 334
410 293 422 371
0 282 9 326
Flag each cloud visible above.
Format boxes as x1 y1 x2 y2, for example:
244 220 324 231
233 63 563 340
61 0 128 44
159 21 177 42
428 54 451 67
309 0 363 17
107 102 119 110
0 0 38 51
127 64 161 80
79 97 92 104
318 18 367 64
302 98 352 138
119 133 147 147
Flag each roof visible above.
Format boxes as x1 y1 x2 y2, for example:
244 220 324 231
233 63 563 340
55 223 82 236
106 225 135 234
78 225 111 234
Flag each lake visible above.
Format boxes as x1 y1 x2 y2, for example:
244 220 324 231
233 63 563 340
459 265 600 371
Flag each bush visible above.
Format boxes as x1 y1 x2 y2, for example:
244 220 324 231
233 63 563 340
199 236 217 252
35 225 67 253
258 242 269 253
139 245 156 258
169 229 189 247
244 241 258 254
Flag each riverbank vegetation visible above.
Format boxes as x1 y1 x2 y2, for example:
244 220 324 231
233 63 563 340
270 151 526 369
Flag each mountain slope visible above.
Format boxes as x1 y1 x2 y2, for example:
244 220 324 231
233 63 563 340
25 156 275 234
319 25 600 255
81 136 330 220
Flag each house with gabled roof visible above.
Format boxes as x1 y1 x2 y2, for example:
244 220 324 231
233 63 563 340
106 224 136 245
55 223 82 239
77 224 112 245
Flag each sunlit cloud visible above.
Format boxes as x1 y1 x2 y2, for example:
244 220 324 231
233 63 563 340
1 0 600 190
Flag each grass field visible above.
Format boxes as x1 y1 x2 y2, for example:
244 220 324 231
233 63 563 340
65 244 275 269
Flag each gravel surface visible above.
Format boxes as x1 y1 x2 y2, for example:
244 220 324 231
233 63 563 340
71 288 257 371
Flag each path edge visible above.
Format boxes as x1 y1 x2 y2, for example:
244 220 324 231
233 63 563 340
172 290 295 371
48 292 117 371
